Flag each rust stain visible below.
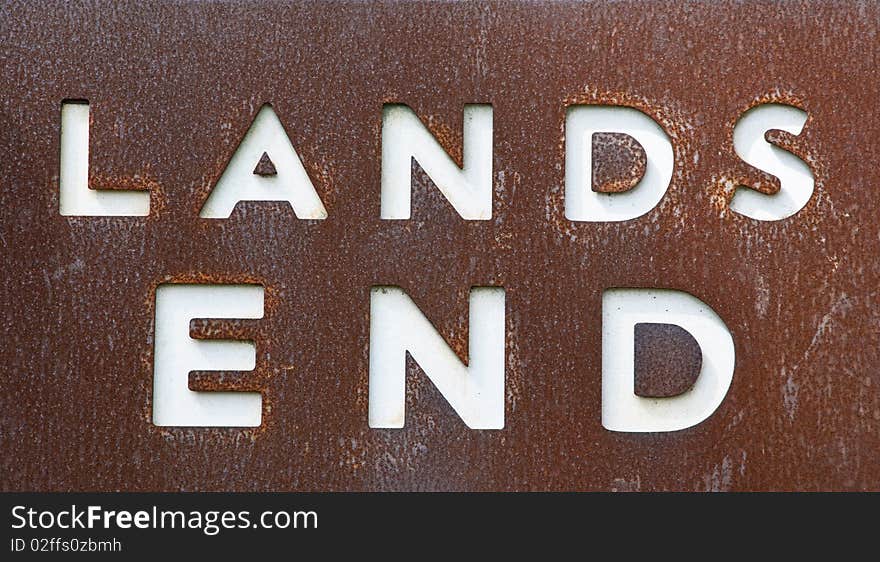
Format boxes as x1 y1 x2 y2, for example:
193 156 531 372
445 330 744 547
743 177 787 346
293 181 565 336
189 317 263 341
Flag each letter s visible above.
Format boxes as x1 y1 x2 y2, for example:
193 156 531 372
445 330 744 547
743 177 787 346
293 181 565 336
11 506 26 529
729 103 815 221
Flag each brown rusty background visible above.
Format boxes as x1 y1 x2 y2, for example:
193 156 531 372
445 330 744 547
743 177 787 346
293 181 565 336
1 0 878 491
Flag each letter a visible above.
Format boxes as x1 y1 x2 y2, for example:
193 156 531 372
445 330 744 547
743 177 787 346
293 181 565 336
200 104 328 219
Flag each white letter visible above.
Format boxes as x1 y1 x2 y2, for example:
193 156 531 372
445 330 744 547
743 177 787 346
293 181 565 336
88 506 101 529
565 105 673 221
59 101 150 216
152 284 264 427
199 105 327 219
11 506 25 529
729 103 814 220
380 104 493 220
369 287 505 429
602 288 735 432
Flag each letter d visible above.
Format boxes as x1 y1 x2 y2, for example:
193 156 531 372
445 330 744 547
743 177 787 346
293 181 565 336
565 105 673 222
602 288 735 432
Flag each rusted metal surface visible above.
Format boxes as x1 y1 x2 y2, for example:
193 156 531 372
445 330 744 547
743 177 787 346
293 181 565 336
253 152 277 177
1 1 879 491
591 132 646 194
633 323 702 398
188 317 262 393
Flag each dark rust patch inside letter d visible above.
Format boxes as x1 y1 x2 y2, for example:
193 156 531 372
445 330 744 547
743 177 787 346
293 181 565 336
634 323 702 398
591 132 647 194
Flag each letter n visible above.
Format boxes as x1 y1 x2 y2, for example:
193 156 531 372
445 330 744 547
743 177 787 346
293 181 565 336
368 286 505 429
380 104 493 220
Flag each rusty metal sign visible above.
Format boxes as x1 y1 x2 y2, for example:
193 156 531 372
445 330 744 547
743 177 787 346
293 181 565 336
2 1 878 491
